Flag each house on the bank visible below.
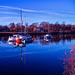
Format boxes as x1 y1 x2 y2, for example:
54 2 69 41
37 28 44 33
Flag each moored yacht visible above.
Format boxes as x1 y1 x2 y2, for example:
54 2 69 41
8 34 22 42
8 9 33 43
8 34 33 43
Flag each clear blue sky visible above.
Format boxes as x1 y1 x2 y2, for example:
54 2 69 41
0 0 75 25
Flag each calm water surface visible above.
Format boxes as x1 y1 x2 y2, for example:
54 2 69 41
0 34 75 75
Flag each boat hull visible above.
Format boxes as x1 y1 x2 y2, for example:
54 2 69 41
16 39 22 42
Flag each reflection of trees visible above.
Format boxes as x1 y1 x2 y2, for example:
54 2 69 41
61 45 75 75
32 35 37 41
38 35 44 40
61 34 71 42
1 34 75 44
32 35 39 44
38 34 75 45
51 35 61 44
1 36 8 43
39 34 75 45
0 36 2 41
38 35 61 45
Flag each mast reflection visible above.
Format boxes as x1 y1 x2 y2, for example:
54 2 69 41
20 47 23 72
8 41 27 72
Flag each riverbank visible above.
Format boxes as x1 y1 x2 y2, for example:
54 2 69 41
0 32 75 36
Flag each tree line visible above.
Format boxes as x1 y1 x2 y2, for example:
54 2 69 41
0 22 75 33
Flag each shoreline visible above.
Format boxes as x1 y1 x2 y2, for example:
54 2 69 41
0 32 75 36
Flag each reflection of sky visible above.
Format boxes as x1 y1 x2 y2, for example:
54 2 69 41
0 0 75 25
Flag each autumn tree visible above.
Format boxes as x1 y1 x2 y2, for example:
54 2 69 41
0 25 3 31
3 25 9 32
28 23 38 32
9 23 15 32
16 23 21 32
54 22 61 32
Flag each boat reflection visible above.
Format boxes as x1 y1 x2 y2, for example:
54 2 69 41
8 41 26 48
8 37 33 48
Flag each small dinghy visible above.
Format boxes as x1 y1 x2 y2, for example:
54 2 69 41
44 34 52 41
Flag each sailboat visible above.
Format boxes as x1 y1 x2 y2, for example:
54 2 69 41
8 9 33 43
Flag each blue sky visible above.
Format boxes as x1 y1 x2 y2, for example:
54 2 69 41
0 0 75 25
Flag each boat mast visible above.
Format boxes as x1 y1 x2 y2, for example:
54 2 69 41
24 16 26 34
20 9 22 33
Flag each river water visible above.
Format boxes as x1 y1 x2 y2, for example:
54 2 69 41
0 34 75 75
